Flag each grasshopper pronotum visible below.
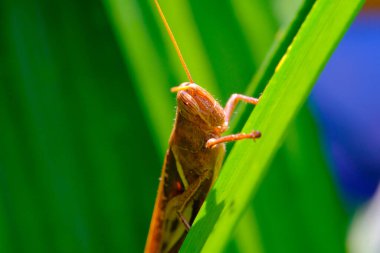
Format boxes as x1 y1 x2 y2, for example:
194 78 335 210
145 1 261 252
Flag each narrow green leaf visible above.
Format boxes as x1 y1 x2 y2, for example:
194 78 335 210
181 0 364 252
104 0 174 154
231 0 279 66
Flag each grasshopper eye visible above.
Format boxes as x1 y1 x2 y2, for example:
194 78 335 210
177 91 200 117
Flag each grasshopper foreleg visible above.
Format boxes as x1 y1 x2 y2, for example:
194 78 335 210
205 93 261 148
205 131 261 148
224 93 260 126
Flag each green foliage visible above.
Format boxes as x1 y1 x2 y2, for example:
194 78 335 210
181 0 364 252
0 0 363 253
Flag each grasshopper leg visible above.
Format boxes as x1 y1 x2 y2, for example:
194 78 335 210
205 93 261 148
224 93 260 126
206 131 261 148
176 210 191 231
174 170 211 230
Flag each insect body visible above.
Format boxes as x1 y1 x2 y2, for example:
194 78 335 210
145 1 261 253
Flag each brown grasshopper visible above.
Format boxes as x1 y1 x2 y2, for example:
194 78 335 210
145 1 261 252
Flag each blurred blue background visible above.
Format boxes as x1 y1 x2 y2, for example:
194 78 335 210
310 8 380 209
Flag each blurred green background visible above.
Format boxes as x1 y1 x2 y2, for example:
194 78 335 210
0 0 371 252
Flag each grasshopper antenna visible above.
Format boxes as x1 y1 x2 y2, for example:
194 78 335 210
154 0 194 83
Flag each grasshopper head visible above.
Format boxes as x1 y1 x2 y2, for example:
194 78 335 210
172 82 226 130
